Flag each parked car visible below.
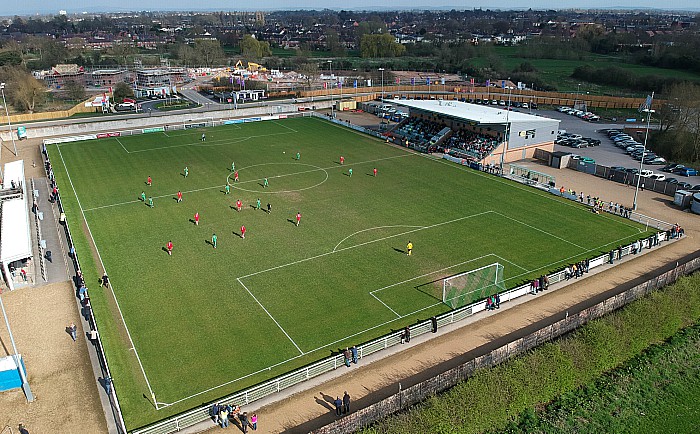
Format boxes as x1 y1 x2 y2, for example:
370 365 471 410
626 168 639 174
646 157 667 165
639 169 654 177
690 185 700 191
610 166 627 172
676 167 699 177
678 182 693 190
649 174 666 181
662 163 683 172
666 178 679 184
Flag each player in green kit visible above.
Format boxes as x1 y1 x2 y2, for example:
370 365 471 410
141 191 146 202
231 162 235 172
296 152 300 160
348 168 353 177
184 166 188 178
256 198 261 210
148 197 154 208
212 233 217 249
263 177 268 188
225 184 230 194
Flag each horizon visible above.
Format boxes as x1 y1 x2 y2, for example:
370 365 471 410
2 1 699 17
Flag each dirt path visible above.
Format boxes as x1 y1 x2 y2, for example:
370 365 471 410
0 281 108 434
207 160 700 434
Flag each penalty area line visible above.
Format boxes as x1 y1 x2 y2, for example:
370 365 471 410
236 278 304 355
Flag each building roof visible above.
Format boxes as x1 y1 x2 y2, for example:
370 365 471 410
0 160 31 264
390 99 556 126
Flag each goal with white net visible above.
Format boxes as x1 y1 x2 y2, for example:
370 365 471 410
442 263 505 309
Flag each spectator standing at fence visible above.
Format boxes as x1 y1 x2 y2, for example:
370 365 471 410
486 297 493 310
211 403 220 425
250 413 257 431
104 376 112 395
334 396 343 416
404 326 411 343
68 322 77 341
343 391 351 414
219 406 229 428
351 345 358 364
177 191 183 203
239 412 250 433
495 293 501 308
343 348 352 367
431 316 438 333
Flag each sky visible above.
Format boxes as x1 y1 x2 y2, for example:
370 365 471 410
4 0 699 16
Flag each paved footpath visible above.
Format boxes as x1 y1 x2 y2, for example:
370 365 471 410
189 163 700 433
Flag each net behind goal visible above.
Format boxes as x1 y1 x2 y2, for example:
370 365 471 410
442 263 505 309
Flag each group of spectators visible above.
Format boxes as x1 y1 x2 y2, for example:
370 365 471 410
342 346 359 367
391 118 448 152
564 261 589 280
529 275 551 294
485 293 501 310
211 403 257 431
444 130 501 160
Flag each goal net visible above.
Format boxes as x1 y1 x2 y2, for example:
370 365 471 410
442 263 505 309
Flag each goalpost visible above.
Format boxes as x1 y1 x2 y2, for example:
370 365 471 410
442 263 505 309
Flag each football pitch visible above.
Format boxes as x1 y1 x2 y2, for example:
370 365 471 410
47 116 652 428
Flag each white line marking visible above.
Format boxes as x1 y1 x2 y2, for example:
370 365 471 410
492 211 587 250
82 153 414 211
56 144 158 404
127 130 296 153
272 120 298 133
333 225 425 252
493 254 530 272
237 278 304 355
238 211 493 280
115 137 130 154
370 293 401 317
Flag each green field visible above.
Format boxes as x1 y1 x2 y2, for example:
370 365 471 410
48 116 652 428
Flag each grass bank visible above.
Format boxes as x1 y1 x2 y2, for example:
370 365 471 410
360 272 700 434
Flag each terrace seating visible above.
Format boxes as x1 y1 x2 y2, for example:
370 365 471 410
390 118 451 152
443 130 502 161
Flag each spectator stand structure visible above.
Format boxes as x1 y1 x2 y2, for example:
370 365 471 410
0 160 33 291
390 99 559 166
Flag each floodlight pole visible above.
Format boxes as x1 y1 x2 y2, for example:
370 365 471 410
328 60 333 118
1 83 19 159
0 294 34 402
500 87 512 175
633 92 655 211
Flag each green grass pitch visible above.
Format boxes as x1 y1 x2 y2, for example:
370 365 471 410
47 116 652 428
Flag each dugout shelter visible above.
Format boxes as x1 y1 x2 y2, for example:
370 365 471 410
391 99 559 165
0 160 32 291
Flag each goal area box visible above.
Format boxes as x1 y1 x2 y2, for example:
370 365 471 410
442 263 505 309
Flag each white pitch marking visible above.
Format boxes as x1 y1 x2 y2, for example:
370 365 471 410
493 211 588 251
370 293 401 317
333 225 425 252
115 137 130 154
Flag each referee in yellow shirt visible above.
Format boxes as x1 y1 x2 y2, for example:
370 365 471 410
406 241 413 256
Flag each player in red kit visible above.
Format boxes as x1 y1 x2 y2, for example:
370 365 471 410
194 212 199 225
373 168 377 176
177 191 182 203
147 176 152 186
296 212 301 226
234 171 239 182
236 199 242 212
340 156 345 165
240 225 246 239
166 241 173 256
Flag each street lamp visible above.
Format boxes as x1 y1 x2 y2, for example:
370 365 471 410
378 68 385 100
1 83 19 164
633 93 655 211
327 60 334 118
575 83 581 109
